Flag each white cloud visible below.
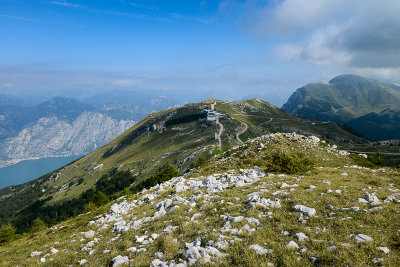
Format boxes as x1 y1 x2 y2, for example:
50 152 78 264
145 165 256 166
236 0 400 70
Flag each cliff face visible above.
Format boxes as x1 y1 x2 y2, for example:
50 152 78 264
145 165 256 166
0 112 134 163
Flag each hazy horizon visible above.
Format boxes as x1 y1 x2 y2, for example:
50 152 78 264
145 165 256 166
1 0 400 107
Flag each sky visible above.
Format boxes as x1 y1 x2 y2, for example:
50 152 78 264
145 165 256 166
1 0 400 106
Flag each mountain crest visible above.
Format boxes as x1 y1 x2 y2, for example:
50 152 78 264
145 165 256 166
282 74 400 140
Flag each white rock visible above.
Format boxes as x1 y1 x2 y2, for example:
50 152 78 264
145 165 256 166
292 205 316 216
127 247 137 252
136 235 147 243
280 182 290 189
373 258 384 264
357 198 369 204
355 234 373 243
191 213 202 221
364 192 380 205
377 247 390 254
294 232 309 241
84 230 95 239
244 194 260 204
50 248 59 254
340 243 352 248
153 206 167 218
150 259 176 267
30 251 42 257
249 244 272 255
384 193 400 203
111 255 129 267
286 241 299 249
78 259 87 265
175 184 190 193
163 225 178 233
155 252 164 260
184 246 201 261
367 206 384 212
151 233 159 239
246 217 262 227
261 198 281 208
327 246 337 252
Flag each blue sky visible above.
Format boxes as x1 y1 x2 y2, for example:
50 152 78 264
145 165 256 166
1 0 400 106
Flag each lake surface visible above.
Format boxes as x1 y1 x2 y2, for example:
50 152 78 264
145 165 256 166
0 155 83 189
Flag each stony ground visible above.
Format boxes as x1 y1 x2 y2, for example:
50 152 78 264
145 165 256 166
1 133 399 266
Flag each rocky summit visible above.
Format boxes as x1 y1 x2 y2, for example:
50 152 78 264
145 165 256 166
1 132 399 266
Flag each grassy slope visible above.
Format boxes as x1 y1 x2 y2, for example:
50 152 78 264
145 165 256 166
1 133 399 266
0 99 367 227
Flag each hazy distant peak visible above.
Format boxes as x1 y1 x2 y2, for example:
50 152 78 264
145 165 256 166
329 74 369 83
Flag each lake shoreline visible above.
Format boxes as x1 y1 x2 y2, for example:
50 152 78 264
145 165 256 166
0 155 83 189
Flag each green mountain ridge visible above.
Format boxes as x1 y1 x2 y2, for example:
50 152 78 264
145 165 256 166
282 74 400 141
0 98 367 233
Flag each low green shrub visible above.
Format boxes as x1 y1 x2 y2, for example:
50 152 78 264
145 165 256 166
0 224 18 246
264 149 315 174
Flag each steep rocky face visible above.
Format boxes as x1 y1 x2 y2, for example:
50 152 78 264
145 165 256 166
0 112 134 162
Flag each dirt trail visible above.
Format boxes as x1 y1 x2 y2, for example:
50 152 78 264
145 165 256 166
215 118 224 146
210 102 224 146
235 121 248 145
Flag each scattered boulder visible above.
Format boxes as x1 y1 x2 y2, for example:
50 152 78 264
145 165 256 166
384 193 400 203
292 205 316 216
355 234 373 243
249 244 272 255
373 258 384 264
294 232 309 241
286 241 299 249
84 230 95 239
30 251 42 257
110 255 129 267
377 247 390 254
327 246 337 252
364 193 380 205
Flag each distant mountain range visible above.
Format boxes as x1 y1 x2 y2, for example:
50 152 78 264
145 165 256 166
0 90 187 168
282 74 400 141
0 97 134 167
